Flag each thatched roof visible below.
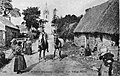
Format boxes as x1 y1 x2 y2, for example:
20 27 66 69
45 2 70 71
0 16 19 30
74 0 119 34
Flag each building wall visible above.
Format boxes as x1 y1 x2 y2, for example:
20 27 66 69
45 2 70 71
74 35 86 47
5 26 20 47
74 34 118 60
74 34 96 50
87 36 96 50
0 30 5 46
74 34 113 50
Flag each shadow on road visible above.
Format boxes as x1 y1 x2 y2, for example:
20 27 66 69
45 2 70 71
22 62 39 73
45 54 55 60
31 51 38 55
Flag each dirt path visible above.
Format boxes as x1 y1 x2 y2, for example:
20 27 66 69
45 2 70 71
20 56 99 76
1 27 117 76
0 38 98 76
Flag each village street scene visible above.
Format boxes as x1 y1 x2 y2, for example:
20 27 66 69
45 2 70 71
0 0 119 76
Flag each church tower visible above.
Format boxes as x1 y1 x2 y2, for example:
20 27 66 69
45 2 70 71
53 8 57 20
43 2 49 21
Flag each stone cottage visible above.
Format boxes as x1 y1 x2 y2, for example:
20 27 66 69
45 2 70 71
0 16 20 47
73 0 119 51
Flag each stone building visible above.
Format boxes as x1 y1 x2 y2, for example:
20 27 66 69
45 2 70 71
0 16 20 47
74 0 119 51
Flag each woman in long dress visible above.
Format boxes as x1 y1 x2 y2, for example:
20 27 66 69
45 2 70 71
24 39 32 55
9 39 18 59
13 41 27 74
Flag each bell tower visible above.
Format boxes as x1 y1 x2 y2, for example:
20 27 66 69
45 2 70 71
53 8 57 20
43 2 49 21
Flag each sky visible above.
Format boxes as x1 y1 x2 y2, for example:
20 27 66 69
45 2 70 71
11 0 108 25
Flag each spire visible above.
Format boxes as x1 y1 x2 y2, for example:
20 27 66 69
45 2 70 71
43 2 49 20
53 8 58 20
53 8 57 16
43 2 49 15
45 2 47 8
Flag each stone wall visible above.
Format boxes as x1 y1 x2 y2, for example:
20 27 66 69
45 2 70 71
74 35 86 47
0 31 5 46
87 36 96 51
5 26 20 47
74 34 114 50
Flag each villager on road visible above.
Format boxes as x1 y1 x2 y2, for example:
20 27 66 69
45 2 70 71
9 39 18 59
24 38 32 55
13 41 27 74
38 29 49 61
53 34 64 58
0 50 6 68
99 47 114 76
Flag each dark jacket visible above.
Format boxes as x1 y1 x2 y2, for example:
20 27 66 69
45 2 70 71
99 52 114 67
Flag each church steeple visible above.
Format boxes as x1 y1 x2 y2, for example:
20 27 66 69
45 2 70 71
43 2 49 20
53 8 57 20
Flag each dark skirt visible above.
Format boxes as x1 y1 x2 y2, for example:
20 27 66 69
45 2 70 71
14 55 27 72
24 47 32 55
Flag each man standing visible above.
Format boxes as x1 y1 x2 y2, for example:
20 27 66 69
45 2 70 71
40 29 49 52
38 28 49 60
99 50 114 76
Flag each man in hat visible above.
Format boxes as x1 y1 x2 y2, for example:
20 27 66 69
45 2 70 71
53 33 64 58
99 48 114 76
38 27 49 60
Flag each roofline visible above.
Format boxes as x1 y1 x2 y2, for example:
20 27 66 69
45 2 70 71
6 25 20 30
74 32 119 35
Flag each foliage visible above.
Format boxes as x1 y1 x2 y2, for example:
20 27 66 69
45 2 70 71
52 14 83 40
22 7 41 30
52 14 82 25
0 0 21 17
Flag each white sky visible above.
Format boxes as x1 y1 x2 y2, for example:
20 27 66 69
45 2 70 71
11 0 108 25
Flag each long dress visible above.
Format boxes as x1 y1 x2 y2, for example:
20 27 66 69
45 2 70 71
14 45 27 72
24 40 32 55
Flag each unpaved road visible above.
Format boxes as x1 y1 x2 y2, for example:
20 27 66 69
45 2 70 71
0 37 99 76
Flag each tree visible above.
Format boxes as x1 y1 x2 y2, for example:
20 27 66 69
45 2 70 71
52 14 83 40
22 7 41 30
0 0 21 17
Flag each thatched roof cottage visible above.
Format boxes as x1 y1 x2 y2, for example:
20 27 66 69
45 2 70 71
74 0 119 50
